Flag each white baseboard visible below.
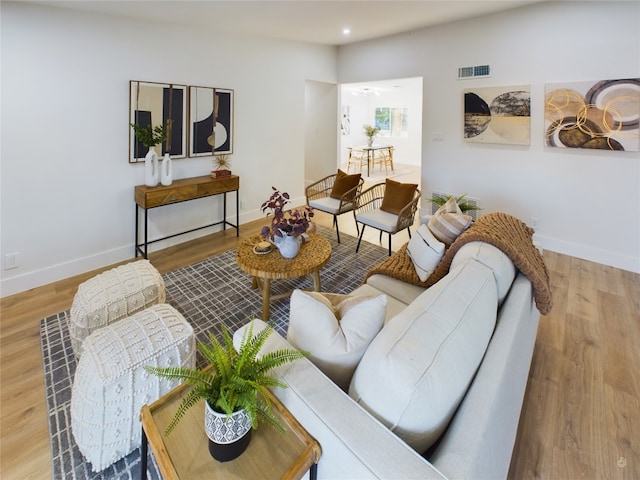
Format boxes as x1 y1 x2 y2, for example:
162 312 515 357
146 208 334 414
0 210 264 298
533 233 640 274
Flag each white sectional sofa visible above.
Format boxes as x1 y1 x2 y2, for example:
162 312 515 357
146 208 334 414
234 238 545 479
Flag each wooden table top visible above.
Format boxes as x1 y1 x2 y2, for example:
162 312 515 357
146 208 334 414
140 380 321 479
236 233 331 280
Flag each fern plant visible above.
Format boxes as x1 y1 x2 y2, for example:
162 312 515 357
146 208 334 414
146 321 308 436
130 120 172 148
429 193 482 213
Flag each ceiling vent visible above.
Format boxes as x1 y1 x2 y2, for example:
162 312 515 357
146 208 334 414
457 64 491 80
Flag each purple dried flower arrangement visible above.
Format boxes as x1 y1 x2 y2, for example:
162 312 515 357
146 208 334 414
260 187 314 239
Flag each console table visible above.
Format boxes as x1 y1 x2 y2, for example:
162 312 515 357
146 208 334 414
135 175 239 259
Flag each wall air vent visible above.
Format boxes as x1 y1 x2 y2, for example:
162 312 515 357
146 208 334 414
457 64 491 80
431 191 480 221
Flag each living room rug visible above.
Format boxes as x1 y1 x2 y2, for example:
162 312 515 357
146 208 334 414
40 227 388 480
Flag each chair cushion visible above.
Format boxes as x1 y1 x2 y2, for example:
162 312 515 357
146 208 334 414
380 179 418 215
287 289 387 391
349 258 498 453
428 197 472 246
356 209 399 233
308 196 343 215
407 223 446 281
450 241 516 305
330 169 361 200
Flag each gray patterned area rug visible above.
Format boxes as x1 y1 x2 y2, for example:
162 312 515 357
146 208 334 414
40 227 388 480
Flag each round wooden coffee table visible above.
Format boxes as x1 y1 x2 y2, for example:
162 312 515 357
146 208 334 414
236 233 332 321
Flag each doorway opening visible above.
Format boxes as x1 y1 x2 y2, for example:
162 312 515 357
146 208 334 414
339 77 423 187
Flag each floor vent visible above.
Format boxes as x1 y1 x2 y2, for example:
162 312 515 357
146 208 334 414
457 64 491 79
430 191 480 221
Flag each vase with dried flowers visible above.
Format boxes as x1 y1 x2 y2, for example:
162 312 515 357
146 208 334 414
363 124 380 147
211 154 232 178
260 187 314 258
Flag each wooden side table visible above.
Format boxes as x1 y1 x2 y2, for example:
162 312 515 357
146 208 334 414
134 175 239 259
235 233 332 320
140 383 321 480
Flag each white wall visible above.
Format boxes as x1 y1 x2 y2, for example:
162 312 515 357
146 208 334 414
304 80 339 186
338 1 640 273
0 2 337 296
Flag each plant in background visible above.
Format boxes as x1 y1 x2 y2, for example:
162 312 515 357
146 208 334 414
429 193 482 214
130 120 172 148
363 124 380 139
145 321 308 436
261 187 314 239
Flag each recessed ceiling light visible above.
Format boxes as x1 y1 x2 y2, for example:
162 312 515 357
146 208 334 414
343 27 351 35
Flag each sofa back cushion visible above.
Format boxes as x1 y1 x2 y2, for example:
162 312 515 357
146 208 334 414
348 258 498 453
450 241 516 305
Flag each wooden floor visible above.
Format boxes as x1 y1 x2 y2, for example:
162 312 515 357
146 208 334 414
1 211 639 479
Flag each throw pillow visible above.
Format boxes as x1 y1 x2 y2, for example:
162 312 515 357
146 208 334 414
287 289 387 391
428 197 472 246
407 224 446 282
330 169 361 200
380 179 418 215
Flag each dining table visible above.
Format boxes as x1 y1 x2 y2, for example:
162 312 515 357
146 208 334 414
354 144 393 176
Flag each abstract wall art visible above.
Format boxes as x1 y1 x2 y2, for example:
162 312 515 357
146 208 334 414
189 86 234 156
464 85 531 145
129 81 187 163
545 78 640 151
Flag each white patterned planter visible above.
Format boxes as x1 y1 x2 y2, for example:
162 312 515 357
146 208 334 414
204 401 252 461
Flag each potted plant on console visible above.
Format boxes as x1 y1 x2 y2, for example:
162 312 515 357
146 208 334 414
261 187 314 259
130 120 172 187
146 321 307 462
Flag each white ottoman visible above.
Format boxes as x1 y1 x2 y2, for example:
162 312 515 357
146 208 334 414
70 303 195 472
69 259 165 358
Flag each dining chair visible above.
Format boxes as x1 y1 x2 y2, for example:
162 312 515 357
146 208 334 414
346 147 367 174
374 146 395 175
353 179 420 255
306 170 364 243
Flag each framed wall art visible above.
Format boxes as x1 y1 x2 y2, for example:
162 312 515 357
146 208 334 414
189 86 234 156
464 85 531 146
545 78 640 151
129 81 187 163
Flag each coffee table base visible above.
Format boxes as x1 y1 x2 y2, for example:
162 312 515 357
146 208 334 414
252 271 322 321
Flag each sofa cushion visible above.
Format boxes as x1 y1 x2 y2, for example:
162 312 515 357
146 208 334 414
450 241 516 305
350 283 407 325
349 258 498 453
330 169 361 200
427 197 472 246
287 289 387 391
407 223 446 281
380 179 418 215
365 274 426 306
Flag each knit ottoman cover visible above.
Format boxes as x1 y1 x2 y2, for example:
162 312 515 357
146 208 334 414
69 259 165 358
70 303 195 472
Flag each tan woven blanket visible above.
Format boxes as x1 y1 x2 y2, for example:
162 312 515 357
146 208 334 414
364 212 553 315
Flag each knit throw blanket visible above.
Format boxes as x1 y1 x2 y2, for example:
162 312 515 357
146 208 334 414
365 212 553 315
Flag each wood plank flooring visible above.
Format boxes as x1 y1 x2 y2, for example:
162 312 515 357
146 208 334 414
1 213 639 479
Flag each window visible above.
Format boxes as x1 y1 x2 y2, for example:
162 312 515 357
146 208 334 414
375 107 408 138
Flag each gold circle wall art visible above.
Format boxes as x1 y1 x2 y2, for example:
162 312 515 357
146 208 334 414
544 78 640 152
